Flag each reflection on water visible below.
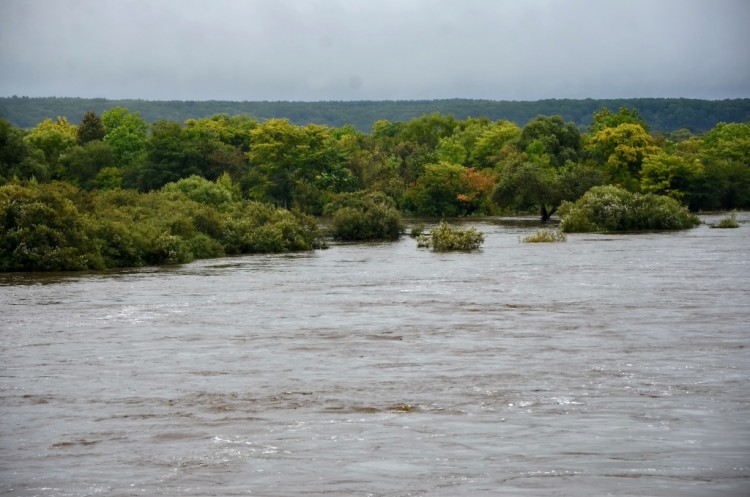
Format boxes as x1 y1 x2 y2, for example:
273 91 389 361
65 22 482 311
1 214 749 496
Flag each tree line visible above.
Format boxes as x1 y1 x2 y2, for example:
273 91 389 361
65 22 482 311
1 106 748 270
2 96 749 133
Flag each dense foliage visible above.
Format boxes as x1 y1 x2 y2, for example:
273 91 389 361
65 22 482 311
0 103 747 271
325 192 402 241
0 179 323 271
559 185 701 232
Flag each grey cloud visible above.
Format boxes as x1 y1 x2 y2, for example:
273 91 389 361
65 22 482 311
1 0 748 101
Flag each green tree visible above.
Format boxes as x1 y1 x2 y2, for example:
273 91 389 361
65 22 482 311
0 119 49 182
588 123 660 191
247 120 348 211
589 106 649 134
436 136 467 164
23 117 78 177
102 107 148 167
700 122 750 164
469 120 522 168
90 167 123 190
138 120 201 190
519 115 581 167
493 149 605 221
640 151 704 207
60 140 116 189
76 111 106 145
696 122 750 209
184 113 258 151
182 115 252 180
400 113 459 149
494 159 562 221
137 119 247 191
403 162 467 216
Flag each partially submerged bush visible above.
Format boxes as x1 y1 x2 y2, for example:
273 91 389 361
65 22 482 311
220 202 324 253
559 185 700 233
417 221 484 252
409 224 426 238
711 212 740 229
522 229 567 243
326 191 402 241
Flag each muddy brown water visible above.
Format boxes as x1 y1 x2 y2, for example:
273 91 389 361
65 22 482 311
1 214 749 496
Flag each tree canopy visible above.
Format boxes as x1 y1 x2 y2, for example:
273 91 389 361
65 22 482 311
1 104 748 270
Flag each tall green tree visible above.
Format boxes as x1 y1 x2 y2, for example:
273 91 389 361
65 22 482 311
60 140 116 189
493 151 605 221
469 120 522 168
76 111 106 145
403 162 467 216
518 115 581 167
23 117 78 177
494 159 562 221
400 113 459 149
640 151 704 207
246 120 349 211
139 120 202 190
588 123 660 191
696 122 750 209
102 107 148 167
0 119 48 182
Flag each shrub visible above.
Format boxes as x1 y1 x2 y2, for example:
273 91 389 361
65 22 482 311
327 192 402 241
522 229 567 243
417 221 484 252
146 232 192 265
560 185 700 233
161 174 238 208
711 212 740 229
221 202 324 253
409 223 426 238
0 183 103 271
185 233 225 259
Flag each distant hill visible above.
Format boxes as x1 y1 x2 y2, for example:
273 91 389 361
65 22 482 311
1 96 748 133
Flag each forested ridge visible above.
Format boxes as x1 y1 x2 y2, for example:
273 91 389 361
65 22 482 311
1 103 748 271
2 96 749 133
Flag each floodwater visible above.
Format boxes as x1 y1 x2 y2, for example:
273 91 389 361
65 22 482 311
1 214 749 497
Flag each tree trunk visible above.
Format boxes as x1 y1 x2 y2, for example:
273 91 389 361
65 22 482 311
540 204 558 222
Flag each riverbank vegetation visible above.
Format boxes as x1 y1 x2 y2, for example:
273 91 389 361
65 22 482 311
0 179 323 271
1 105 747 270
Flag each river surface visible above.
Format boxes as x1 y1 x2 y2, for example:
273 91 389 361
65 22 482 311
1 214 749 497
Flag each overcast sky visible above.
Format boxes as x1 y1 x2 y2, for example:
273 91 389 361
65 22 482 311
1 0 748 101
